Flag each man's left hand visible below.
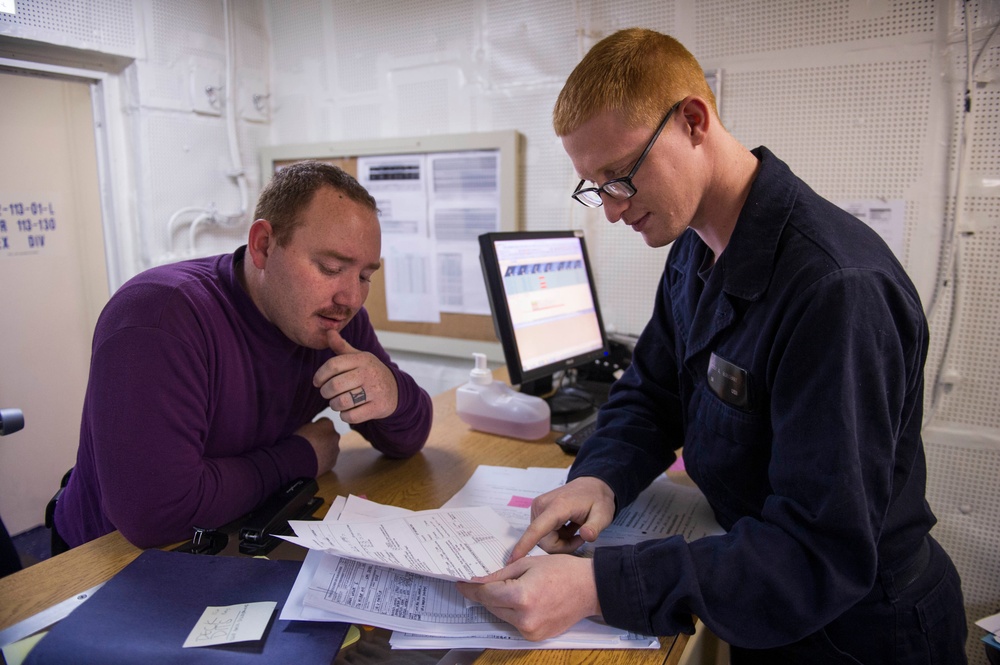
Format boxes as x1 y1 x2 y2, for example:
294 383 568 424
456 554 601 641
313 329 399 424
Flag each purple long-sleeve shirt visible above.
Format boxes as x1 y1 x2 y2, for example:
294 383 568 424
55 247 432 548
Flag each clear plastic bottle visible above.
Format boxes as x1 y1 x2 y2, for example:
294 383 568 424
455 353 551 441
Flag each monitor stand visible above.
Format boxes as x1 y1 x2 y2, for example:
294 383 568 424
520 376 602 424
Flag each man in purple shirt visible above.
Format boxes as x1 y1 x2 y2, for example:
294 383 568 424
54 161 432 549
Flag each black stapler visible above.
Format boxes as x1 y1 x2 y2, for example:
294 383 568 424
173 477 323 556
238 477 323 555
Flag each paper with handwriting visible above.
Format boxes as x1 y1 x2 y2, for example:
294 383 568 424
182 601 275 648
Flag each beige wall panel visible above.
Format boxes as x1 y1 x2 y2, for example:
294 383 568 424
0 71 108 535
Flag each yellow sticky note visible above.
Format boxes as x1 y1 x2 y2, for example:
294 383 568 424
342 625 362 648
1 631 48 665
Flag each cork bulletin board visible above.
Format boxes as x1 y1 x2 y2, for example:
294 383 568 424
260 131 521 359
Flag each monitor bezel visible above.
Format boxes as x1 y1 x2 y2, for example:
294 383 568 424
478 230 609 391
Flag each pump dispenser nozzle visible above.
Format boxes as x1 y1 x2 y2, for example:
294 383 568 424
456 351 551 440
469 352 492 385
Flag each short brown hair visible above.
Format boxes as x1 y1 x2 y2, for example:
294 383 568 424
553 28 717 136
254 161 378 246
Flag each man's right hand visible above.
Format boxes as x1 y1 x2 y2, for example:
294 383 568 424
294 417 341 475
508 476 616 562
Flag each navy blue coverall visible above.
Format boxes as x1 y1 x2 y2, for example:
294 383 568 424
571 148 967 664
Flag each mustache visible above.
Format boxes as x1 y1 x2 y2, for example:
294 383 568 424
317 306 354 320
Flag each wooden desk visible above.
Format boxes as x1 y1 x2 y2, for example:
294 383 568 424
0 382 688 665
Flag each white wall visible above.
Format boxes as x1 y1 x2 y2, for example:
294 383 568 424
259 10 1000 661
1 0 998 660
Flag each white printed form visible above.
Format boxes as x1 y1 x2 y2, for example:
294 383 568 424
304 552 522 638
303 547 637 642
427 150 500 316
284 505 517 581
441 465 569 529
280 495 649 645
357 154 439 323
581 475 724 554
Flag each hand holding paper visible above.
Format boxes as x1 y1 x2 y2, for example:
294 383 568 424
279 469 721 650
457 553 601 642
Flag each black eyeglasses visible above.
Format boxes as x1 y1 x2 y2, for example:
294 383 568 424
571 101 682 208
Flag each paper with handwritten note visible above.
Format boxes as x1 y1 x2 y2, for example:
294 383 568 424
182 601 275 648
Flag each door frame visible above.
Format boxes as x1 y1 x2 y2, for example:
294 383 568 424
0 53 136 291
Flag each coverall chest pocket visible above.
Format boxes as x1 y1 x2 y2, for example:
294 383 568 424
685 385 772 522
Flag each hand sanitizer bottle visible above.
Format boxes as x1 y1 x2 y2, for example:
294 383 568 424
456 353 551 441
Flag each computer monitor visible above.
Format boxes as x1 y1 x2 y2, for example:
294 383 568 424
478 230 608 419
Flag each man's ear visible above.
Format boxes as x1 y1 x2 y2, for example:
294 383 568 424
680 96 711 146
246 219 274 269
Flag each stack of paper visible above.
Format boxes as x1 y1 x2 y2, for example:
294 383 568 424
279 465 723 650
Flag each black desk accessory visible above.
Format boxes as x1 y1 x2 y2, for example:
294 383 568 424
173 477 323 557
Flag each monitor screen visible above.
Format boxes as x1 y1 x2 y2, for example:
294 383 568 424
478 230 608 411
